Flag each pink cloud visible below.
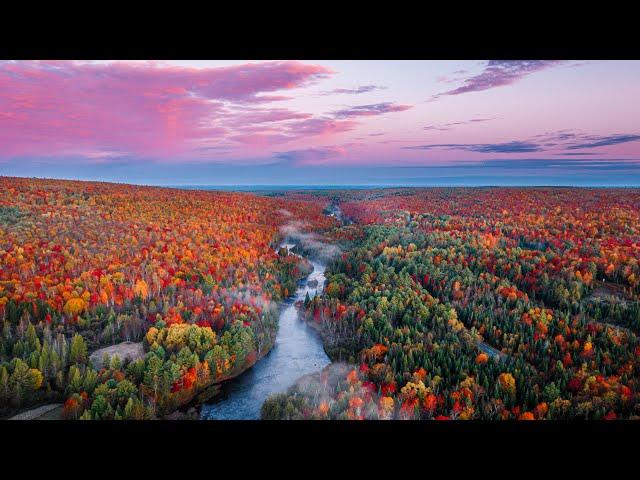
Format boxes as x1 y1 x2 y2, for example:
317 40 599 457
226 108 312 126
319 85 386 95
287 117 358 136
229 117 358 146
0 60 334 160
275 146 348 166
230 132 295 146
332 102 412 119
432 60 565 99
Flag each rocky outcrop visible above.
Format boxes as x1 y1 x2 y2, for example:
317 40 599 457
89 341 145 369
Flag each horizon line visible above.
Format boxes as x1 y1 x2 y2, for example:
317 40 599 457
3 175 640 190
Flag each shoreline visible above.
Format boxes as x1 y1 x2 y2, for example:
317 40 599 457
172 245 320 420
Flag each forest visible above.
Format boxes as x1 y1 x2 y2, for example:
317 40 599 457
2 180 639 420
262 188 640 420
0 177 333 419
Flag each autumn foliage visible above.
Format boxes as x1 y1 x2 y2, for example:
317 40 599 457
264 188 640 420
0 177 334 418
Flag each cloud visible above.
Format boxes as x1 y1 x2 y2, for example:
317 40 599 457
423 126 451 131
431 60 565 99
225 108 312 126
0 60 334 160
435 71 472 84
424 117 494 131
229 132 296 146
332 102 412 119
287 117 358 136
534 131 640 150
470 141 542 153
404 141 543 153
274 146 348 166
466 158 640 170
406 131 640 155
228 116 358 147
533 130 578 142
320 85 386 95
565 134 640 150
273 142 366 166
559 152 597 156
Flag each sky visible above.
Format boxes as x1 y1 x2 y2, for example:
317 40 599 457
1 59 640 186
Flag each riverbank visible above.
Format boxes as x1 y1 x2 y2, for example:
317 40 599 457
131 239 324 420
200 250 331 419
284 202 353 363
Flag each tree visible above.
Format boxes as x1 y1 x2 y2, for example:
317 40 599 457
0 366 9 404
25 323 40 352
63 296 86 318
67 365 83 393
69 334 88 364
90 394 108 420
144 354 164 412
9 359 43 404
133 279 149 299
498 373 516 395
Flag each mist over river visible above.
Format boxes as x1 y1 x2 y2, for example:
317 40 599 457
200 249 331 420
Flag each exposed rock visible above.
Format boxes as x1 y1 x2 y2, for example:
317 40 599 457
196 384 222 403
588 281 628 303
9 404 63 420
90 341 145 369
164 407 199 420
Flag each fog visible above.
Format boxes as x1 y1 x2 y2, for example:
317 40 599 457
279 220 341 263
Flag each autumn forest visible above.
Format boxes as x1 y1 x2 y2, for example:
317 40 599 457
1 177 639 420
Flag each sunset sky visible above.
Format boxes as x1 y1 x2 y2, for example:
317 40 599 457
1 60 639 186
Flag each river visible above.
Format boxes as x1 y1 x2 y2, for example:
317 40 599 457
200 245 331 420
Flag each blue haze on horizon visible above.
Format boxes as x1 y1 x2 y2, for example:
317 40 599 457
3 160 640 188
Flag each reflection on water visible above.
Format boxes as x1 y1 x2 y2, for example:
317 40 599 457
200 248 330 420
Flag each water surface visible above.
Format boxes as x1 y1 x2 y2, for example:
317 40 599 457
200 252 330 420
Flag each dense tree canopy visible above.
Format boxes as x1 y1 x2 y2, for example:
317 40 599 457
0 177 334 418
263 188 640 420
